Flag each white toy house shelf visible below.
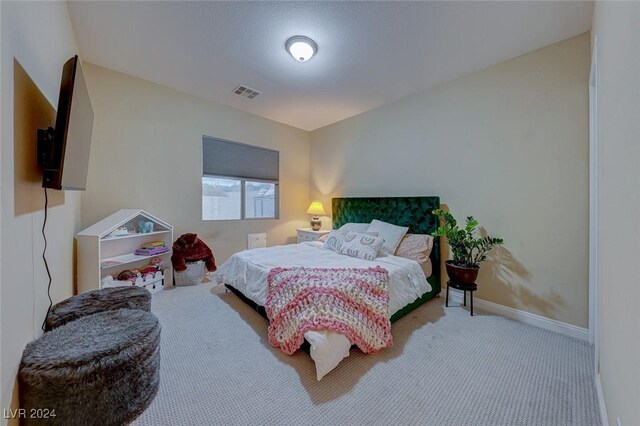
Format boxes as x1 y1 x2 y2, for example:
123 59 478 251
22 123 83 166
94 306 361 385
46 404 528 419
76 209 174 294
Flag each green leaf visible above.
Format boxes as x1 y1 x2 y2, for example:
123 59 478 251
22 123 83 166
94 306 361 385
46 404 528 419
433 210 504 265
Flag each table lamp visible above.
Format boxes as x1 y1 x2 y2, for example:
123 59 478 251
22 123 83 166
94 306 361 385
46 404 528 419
306 201 325 231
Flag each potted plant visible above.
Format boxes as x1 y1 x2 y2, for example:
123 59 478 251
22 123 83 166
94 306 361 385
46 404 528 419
431 209 504 284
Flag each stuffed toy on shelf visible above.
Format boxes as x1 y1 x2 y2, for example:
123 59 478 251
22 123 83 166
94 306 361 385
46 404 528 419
171 233 216 273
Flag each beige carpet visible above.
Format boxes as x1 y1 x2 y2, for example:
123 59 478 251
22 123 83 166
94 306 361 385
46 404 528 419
133 284 600 426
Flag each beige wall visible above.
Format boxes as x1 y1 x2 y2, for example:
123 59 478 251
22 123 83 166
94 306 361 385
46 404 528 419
0 1 81 418
592 2 640 425
310 33 590 327
81 64 311 265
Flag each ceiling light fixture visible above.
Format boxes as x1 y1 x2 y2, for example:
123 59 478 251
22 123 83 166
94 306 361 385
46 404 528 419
285 36 317 63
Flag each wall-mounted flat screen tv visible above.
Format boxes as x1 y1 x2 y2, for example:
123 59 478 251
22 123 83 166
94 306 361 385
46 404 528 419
38 55 94 190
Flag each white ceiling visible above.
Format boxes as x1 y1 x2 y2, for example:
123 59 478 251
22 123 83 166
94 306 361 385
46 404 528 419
68 1 593 131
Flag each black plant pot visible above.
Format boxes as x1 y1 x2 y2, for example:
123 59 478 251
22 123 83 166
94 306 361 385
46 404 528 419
445 260 480 285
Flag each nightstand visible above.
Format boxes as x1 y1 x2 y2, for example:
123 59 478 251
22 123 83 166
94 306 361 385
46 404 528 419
296 228 330 243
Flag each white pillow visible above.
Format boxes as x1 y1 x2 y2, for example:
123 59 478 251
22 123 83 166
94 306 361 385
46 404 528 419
339 232 385 260
367 219 409 255
305 330 351 381
323 229 379 252
323 230 348 252
338 223 371 233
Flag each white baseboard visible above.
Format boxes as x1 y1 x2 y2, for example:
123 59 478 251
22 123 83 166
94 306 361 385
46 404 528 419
595 373 609 426
447 289 589 342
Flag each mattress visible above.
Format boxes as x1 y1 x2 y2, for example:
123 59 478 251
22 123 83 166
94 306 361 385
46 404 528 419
217 241 432 379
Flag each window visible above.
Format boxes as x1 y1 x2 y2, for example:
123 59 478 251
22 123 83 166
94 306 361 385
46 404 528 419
202 137 279 221
202 177 241 220
245 181 277 219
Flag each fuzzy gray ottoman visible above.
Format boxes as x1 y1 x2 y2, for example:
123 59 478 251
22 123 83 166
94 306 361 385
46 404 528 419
19 309 160 426
45 286 151 331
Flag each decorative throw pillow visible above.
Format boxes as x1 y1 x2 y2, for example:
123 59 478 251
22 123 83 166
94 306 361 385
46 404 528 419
395 234 434 278
323 230 348 252
394 234 434 263
339 232 385 260
338 223 371 233
323 230 379 252
367 219 409 255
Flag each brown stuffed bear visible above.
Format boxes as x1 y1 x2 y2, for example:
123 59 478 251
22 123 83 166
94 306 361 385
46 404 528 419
171 233 216 273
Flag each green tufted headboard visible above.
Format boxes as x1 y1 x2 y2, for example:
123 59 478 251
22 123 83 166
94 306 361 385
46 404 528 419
332 197 441 320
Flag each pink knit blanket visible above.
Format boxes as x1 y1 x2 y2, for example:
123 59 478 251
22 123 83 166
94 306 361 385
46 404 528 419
266 266 393 355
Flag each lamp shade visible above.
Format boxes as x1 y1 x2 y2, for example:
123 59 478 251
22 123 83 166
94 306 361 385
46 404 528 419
306 201 326 216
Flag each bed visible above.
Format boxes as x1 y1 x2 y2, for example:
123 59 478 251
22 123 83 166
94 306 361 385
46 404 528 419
219 196 441 378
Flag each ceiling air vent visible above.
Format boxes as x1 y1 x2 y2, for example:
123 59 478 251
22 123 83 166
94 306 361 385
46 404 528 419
233 85 261 100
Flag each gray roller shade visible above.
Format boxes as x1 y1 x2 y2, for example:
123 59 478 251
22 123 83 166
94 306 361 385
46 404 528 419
202 136 279 181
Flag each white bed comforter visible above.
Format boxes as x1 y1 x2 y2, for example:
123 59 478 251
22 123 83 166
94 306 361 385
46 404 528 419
217 241 432 379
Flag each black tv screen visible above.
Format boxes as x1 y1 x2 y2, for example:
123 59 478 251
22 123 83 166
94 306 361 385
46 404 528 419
40 55 94 190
